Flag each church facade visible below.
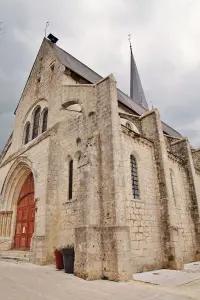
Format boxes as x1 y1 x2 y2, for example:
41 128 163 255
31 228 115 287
0 35 200 281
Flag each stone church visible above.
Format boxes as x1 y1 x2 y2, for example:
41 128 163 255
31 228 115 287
0 34 200 281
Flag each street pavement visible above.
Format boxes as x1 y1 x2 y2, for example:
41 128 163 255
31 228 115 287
0 260 198 300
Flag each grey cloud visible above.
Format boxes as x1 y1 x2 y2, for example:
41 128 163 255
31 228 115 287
143 58 200 147
1 0 200 151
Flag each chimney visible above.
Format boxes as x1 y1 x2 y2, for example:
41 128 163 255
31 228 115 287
47 33 58 44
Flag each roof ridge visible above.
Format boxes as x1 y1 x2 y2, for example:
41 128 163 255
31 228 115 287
117 88 148 111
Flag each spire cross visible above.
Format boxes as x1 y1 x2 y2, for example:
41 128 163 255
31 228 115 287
128 34 132 49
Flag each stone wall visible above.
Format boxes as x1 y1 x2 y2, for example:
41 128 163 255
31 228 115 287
44 116 86 262
170 139 200 260
0 137 50 260
167 155 197 262
121 128 163 272
120 109 200 271
45 75 132 281
1 39 77 162
0 38 77 260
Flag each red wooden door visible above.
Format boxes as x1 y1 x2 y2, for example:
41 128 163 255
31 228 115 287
14 173 35 249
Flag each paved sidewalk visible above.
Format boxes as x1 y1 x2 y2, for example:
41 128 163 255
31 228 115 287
0 260 195 300
134 268 200 287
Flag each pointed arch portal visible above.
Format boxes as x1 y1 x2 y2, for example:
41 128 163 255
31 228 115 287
14 173 35 249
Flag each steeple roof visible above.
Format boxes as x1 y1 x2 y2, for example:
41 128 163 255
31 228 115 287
130 46 148 110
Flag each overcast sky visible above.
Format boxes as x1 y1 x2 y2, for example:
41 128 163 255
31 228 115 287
1 0 200 151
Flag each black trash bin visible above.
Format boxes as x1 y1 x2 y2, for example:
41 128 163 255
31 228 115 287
62 247 74 274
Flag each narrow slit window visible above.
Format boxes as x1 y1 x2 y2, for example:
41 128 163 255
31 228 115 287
24 122 30 144
130 155 139 199
170 169 176 205
32 106 41 139
68 160 73 200
42 109 48 133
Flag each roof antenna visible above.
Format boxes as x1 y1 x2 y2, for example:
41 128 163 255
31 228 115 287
44 22 49 38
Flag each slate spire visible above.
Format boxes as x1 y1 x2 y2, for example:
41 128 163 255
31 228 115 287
130 42 148 109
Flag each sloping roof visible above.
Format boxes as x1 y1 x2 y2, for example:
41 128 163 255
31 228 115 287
49 39 181 138
53 42 102 84
130 46 148 109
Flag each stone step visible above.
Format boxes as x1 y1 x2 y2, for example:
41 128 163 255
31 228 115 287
0 250 30 262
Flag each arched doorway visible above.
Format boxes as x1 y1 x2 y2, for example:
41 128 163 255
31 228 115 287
14 173 35 249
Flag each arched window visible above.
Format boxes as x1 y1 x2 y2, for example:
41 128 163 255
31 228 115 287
42 109 48 133
24 122 30 144
130 155 139 199
32 106 41 139
170 169 176 205
68 160 73 200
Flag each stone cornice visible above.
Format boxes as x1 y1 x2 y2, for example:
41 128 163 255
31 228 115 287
167 151 184 166
0 123 59 168
122 126 153 148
